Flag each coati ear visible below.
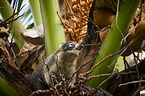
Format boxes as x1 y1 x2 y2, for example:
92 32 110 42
59 45 62 49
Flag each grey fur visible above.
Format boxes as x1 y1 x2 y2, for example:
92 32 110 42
28 41 81 90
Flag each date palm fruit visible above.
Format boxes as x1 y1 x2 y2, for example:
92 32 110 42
0 27 9 38
122 41 131 56
93 8 115 27
122 20 145 56
99 28 109 41
131 20 145 50
122 26 135 56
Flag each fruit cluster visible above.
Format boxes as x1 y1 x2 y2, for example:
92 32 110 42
93 8 115 28
93 8 115 41
59 0 93 42
122 20 145 56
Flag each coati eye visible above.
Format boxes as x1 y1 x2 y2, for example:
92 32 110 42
68 43 75 48
61 41 78 51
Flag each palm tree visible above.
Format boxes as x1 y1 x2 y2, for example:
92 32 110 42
0 0 144 95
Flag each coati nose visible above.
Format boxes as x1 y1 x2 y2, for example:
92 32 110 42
76 43 84 50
